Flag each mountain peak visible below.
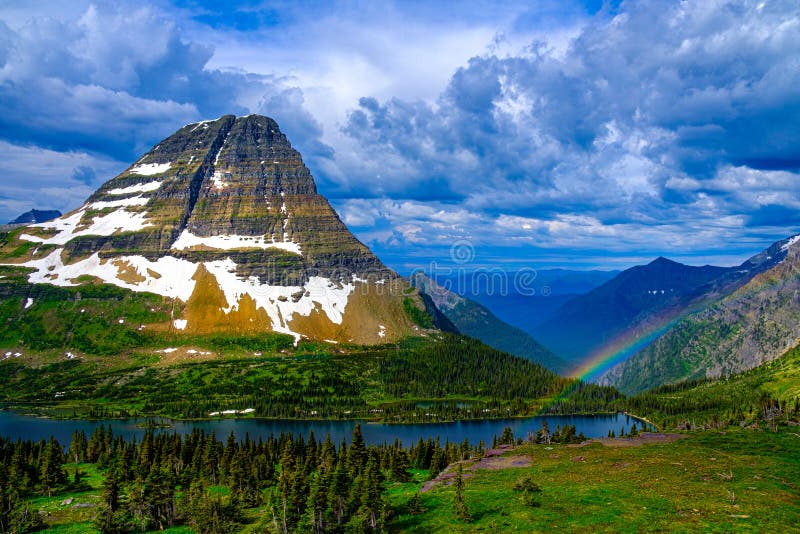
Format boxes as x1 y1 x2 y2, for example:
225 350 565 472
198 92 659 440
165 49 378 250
7 209 62 225
648 256 678 266
1 116 431 344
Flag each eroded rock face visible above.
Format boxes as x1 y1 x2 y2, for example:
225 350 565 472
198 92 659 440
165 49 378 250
4 115 425 343
71 115 390 282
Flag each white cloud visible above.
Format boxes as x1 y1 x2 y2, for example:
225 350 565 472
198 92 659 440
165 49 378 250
1 0 798 268
0 140 125 219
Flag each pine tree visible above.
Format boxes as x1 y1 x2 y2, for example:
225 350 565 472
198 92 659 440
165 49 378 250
453 463 471 522
68 430 87 463
499 426 515 445
73 466 83 487
39 438 66 496
95 463 129 534
328 461 350 526
390 449 410 482
407 492 423 515
5 499 45 534
278 440 298 532
537 420 551 444
359 457 385 530
347 424 367 473
429 448 448 479
304 470 327 534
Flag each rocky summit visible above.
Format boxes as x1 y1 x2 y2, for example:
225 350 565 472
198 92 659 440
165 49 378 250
1 115 425 343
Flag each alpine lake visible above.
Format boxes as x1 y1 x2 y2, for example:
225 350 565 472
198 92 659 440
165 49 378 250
0 410 649 446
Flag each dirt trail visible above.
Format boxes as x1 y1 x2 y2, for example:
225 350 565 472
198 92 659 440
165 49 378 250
569 432 686 448
419 433 686 492
420 445 531 493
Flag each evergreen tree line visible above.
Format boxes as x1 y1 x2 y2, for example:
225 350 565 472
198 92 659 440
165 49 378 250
0 424 485 534
378 335 570 400
1 334 626 422
625 383 800 430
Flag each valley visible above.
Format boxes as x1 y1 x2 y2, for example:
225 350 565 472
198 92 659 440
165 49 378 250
1 113 798 533
3 1 800 531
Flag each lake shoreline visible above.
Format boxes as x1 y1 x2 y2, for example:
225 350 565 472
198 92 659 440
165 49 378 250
0 405 628 425
0 410 648 447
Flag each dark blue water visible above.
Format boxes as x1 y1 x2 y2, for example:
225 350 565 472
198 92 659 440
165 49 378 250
0 411 647 446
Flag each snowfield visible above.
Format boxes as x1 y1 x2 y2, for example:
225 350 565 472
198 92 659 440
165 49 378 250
129 162 172 175
171 229 302 255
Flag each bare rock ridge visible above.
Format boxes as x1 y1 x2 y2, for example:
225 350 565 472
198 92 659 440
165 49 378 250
2 115 426 344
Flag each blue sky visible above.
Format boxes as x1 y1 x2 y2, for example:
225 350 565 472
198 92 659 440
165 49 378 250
0 0 798 272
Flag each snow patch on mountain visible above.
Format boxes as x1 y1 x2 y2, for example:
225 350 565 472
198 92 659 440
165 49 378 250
188 119 215 131
211 171 229 189
19 251 199 301
204 259 355 341
8 250 359 343
171 229 302 255
129 162 171 175
20 208 153 245
210 129 230 189
107 181 163 195
89 196 150 210
781 234 800 252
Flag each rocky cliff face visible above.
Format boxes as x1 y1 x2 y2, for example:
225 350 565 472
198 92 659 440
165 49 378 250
0 115 425 344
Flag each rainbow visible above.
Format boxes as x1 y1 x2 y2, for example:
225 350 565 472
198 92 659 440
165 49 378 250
568 317 680 382
534 313 682 415
567 257 798 383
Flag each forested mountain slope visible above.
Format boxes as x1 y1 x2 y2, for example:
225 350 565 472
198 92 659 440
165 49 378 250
411 273 568 373
603 237 800 394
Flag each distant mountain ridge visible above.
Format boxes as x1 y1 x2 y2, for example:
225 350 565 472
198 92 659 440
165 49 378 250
411 272 569 373
532 241 793 366
7 209 62 225
600 234 800 393
430 269 618 339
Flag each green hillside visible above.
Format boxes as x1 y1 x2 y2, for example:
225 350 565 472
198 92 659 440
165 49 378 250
411 273 568 373
0 263 621 421
627 343 800 430
604 242 800 394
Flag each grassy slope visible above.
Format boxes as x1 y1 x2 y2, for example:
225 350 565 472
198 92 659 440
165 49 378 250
29 428 800 533
627 343 800 429
29 462 194 534
389 429 800 533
